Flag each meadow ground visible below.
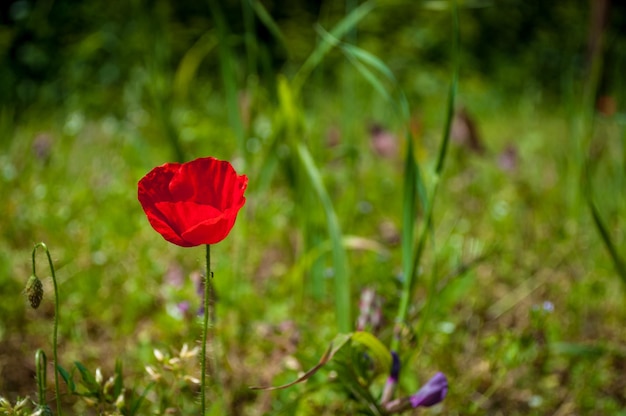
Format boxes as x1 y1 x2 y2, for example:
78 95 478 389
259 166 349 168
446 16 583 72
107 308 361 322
1 1 625 415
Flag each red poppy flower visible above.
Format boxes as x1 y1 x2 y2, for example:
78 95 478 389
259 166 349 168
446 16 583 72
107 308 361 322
138 157 248 247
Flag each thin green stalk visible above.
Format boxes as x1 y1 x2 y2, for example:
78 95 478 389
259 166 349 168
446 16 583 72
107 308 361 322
32 242 61 415
201 244 212 415
35 349 47 409
296 143 351 332
242 0 258 76
207 0 245 161
392 0 459 352
291 0 375 95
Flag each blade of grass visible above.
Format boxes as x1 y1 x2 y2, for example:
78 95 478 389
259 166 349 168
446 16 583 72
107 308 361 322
250 0 289 53
584 176 626 286
173 31 217 101
414 0 460 344
393 0 459 352
341 43 396 83
344 53 392 103
207 0 245 160
296 142 351 332
242 0 258 76
292 0 375 94
392 134 419 352
314 23 395 104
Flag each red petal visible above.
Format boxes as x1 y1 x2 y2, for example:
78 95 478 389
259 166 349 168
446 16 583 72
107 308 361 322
138 157 248 246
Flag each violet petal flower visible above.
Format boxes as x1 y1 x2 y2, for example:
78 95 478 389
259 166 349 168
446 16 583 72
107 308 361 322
381 351 402 404
410 372 448 408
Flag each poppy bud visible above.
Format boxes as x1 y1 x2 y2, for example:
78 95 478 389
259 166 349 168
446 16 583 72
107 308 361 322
25 275 44 309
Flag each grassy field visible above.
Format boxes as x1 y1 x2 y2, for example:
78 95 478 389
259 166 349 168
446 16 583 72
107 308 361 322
1 1 625 415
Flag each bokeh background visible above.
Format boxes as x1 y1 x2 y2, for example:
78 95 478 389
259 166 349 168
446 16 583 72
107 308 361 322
1 0 626 414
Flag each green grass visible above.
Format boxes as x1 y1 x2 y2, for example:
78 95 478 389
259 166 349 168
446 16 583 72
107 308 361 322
1 2 626 415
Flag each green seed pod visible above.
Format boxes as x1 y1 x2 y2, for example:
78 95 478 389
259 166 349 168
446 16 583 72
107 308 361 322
25 275 44 309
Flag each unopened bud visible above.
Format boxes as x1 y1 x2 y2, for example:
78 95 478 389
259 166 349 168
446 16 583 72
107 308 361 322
25 275 44 309
95 368 103 385
115 391 125 410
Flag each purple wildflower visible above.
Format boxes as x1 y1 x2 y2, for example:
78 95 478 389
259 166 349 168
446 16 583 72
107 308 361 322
381 351 401 404
410 372 448 408
177 301 190 315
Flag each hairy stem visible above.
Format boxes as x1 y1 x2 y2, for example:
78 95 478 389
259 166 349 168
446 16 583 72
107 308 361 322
35 349 47 408
201 244 213 415
32 242 61 415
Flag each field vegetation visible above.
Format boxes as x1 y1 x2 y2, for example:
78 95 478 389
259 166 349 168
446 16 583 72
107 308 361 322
1 0 625 414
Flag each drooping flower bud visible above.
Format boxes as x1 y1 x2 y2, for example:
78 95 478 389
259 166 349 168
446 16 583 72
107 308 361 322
25 275 44 309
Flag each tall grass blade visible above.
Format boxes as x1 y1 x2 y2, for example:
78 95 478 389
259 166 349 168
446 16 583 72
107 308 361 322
313 24 394 103
344 53 392 103
292 0 375 93
296 142 351 332
586 190 626 286
393 0 459 352
341 43 396 83
414 0 460 344
250 0 289 52
392 134 419 351
207 0 245 159
242 0 258 75
434 1 459 176
173 32 217 101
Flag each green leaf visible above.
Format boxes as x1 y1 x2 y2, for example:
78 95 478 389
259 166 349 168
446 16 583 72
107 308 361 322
172 31 216 101
313 23 396 104
114 359 124 398
551 342 607 359
293 0 375 92
57 365 76 393
129 382 155 415
250 0 288 52
74 362 99 391
296 143 352 332
344 52 392 103
351 331 392 372
342 43 396 83
587 198 626 286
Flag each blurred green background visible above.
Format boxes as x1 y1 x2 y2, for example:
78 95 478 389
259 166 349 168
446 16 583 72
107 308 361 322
1 0 626 414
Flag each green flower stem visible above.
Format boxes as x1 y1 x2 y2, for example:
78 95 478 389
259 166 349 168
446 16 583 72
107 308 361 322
35 349 47 407
201 244 212 415
32 242 61 416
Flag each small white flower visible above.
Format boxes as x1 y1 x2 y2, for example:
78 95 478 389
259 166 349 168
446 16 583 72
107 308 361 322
145 365 161 381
